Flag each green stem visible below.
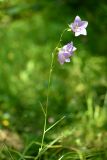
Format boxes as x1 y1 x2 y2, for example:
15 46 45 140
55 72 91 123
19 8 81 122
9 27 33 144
39 49 54 153
37 28 68 158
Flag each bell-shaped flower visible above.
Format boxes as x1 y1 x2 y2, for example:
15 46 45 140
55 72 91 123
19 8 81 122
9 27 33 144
69 16 88 36
58 42 76 65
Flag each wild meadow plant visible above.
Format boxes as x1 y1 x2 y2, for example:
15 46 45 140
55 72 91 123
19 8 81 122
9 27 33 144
33 16 88 160
18 16 88 160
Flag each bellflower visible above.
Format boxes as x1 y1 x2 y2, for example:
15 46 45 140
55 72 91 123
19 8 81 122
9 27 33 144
69 16 88 36
58 42 76 65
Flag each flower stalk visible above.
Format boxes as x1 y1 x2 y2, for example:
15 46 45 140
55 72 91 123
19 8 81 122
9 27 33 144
36 15 88 159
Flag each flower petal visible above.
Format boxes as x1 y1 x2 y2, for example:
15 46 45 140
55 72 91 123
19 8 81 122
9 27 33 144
65 58 70 62
63 52 71 58
80 28 87 35
69 23 75 31
75 31 81 36
75 16 81 22
81 21 88 28
73 46 77 51
58 54 65 64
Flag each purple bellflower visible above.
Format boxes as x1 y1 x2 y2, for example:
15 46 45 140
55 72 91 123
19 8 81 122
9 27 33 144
69 16 88 36
58 42 76 65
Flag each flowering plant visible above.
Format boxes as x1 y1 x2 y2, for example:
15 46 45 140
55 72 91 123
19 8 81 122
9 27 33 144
36 15 88 160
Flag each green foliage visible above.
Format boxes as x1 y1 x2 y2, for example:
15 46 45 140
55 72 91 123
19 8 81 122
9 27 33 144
0 0 107 159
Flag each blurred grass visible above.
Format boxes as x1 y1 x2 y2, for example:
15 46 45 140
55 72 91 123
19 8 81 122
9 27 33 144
0 0 107 159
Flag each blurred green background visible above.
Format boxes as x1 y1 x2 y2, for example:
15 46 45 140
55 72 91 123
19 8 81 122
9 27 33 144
0 0 107 159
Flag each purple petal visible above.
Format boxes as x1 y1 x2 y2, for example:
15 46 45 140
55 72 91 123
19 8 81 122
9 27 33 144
63 43 71 50
80 21 88 28
58 54 65 64
66 45 73 52
69 23 76 32
67 43 72 49
63 43 73 53
75 16 81 22
63 52 71 58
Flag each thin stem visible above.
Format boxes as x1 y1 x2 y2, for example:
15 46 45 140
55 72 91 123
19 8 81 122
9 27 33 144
38 28 68 156
45 116 65 133
35 136 61 160
38 50 54 153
